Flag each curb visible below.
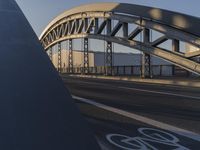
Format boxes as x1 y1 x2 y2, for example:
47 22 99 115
65 74 200 88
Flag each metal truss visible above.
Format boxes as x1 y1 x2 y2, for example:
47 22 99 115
58 42 62 73
68 39 73 73
105 41 113 75
172 39 180 75
105 19 113 75
40 10 200 75
83 38 89 74
141 53 151 78
48 47 53 61
141 28 151 78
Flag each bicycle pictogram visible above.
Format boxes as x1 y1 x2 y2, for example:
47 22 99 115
106 127 189 150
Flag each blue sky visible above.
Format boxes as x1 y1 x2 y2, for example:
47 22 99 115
15 0 200 37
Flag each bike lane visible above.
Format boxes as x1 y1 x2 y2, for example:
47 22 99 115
75 98 200 150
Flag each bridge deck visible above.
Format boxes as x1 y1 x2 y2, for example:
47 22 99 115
62 75 200 149
64 74 200 88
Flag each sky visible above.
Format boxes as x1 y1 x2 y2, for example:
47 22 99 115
15 0 200 37
14 0 200 54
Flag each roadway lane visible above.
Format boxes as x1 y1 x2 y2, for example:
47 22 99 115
62 75 200 149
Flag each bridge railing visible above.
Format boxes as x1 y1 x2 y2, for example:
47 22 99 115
59 65 178 77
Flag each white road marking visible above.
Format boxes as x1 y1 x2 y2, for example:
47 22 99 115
106 128 190 150
118 86 200 100
65 79 200 100
72 95 200 142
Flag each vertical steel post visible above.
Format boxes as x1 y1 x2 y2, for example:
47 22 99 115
48 47 53 61
172 39 180 52
94 18 99 33
68 39 73 73
83 38 89 74
105 19 113 75
141 28 151 78
75 19 79 33
58 42 62 73
123 22 128 38
172 39 180 76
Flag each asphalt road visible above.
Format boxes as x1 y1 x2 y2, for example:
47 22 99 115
61 75 200 150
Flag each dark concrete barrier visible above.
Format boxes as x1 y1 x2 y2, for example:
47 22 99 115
0 0 99 149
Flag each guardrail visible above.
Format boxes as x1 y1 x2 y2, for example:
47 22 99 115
58 65 179 77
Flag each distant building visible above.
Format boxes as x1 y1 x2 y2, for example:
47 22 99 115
50 50 171 67
49 50 173 76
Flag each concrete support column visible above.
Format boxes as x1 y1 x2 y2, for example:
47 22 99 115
68 39 73 73
58 42 62 73
83 38 89 74
141 28 151 78
105 19 113 76
172 39 180 76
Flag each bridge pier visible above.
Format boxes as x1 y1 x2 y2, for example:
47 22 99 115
68 39 73 73
83 38 89 74
141 28 152 78
58 42 62 73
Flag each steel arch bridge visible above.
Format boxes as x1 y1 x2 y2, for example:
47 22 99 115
40 3 200 77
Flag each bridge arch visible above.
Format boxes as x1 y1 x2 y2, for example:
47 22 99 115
40 3 200 76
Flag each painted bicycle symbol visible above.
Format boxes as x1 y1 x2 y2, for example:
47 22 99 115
106 127 189 150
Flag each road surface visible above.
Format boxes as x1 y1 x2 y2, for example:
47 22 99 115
62 75 200 150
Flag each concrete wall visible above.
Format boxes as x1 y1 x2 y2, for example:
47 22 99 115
51 51 171 67
51 50 94 69
94 52 171 66
50 50 172 76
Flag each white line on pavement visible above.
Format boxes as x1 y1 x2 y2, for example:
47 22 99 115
72 95 200 142
118 86 200 100
67 80 200 100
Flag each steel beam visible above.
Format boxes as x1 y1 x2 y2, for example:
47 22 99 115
48 47 53 61
68 39 73 73
77 19 84 34
106 41 113 75
185 50 200 58
123 22 128 38
172 39 180 52
141 53 151 78
151 36 168 47
105 19 113 75
84 18 88 32
141 28 151 78
58 42 62 73
110 21 123 36
96 20 107 34
128 27 143 40
172 39 180 75
83 38 89 74
94 18 99 33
